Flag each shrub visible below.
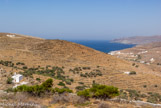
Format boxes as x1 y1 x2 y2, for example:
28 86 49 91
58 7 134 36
135 65 139 68
42 78 53 90
132 63 135 66
154 85 158 88
90 84 119 99
36 78 41 81
6 77 13 84
55 88 73 94
58 82 65 86
77 89 91 99
129 71 136 75
77 84 119 99
143 85 147 88
65 81 71 85
157 63 161 65
82 67 91 70
22 66 28 69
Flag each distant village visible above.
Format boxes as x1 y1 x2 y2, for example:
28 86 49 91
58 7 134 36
108 50 155 65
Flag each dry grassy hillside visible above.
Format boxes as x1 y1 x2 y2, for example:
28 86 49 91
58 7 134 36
1 33 161 107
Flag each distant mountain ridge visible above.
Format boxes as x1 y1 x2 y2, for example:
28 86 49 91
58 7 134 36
111 35 161 44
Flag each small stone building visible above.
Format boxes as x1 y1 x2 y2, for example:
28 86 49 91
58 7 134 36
12 73 23 83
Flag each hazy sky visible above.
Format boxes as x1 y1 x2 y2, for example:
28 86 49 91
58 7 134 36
0 0 161 40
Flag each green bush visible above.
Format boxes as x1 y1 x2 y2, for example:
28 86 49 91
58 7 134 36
55 88 73 94
65 80 72 85
6 77 13 84
58 82 65 86
42 78 53 90
36 78 41 81
77 84 119 99
143 85 147 88
77 89 91 99
22 66 28 69
90 84 119 99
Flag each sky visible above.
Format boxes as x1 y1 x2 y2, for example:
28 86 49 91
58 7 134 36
0 0 161 40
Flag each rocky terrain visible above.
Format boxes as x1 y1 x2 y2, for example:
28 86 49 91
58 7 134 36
1 33 161 107
111 35 161 44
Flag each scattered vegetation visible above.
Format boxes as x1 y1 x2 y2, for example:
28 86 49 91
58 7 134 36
16 62 25 65
80 69 102 78
119 89 161 104
69 67 103 78
0 60 14 67
147 93 161 103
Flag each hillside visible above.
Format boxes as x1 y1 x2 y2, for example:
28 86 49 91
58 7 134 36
1 33 161 107
109 42 161 65
111 35 161 44
0 33 161 91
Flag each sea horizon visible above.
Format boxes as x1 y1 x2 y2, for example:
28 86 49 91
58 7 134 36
69 40 135 53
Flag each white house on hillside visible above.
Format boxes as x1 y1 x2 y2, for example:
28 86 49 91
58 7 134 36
12 73 23 83
6 34 15 38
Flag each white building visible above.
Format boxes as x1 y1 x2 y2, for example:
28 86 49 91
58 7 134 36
6 34 15 38
140 61 145 64
150 58 155 63
124 71 130 75
12 73 23 83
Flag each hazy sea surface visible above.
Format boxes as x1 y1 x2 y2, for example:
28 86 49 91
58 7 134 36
70 40 135 53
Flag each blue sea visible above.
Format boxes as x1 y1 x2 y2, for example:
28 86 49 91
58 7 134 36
69 40 135 53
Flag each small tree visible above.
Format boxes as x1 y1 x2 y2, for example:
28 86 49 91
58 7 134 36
42 78 53 90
